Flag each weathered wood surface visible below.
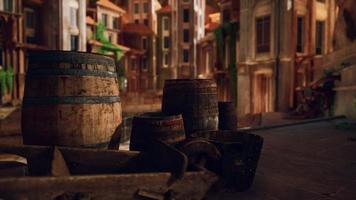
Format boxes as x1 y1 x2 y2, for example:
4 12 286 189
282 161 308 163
0 144 217 200
218 102 237 130
130 112 186 151
22 51 122 147
0 171 217 200
162 79 219 135
0 143 186 176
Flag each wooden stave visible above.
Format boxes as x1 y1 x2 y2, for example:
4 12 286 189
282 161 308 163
218 102 237 130
22 51 121 147
162 79 219 135
130 112 186 151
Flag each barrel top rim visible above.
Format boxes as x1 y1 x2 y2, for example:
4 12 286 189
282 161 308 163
135 112 183 120
28 50 115 65
164 78 215 83
29 50 112 57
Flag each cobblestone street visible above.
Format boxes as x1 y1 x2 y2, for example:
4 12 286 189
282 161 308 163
208 117 356 199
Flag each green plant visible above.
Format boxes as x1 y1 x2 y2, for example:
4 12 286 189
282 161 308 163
0 66 14 96
95 21 124 61
0 68 6 96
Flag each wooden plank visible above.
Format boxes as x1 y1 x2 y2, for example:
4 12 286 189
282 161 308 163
0 171 217 200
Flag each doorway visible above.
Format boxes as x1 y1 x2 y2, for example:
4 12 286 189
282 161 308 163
253 73 273 113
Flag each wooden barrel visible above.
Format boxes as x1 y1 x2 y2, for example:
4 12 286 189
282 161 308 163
130 112 186 151
22 51 122 147
192 130 263 191
162 79 218 135
218 102 237 130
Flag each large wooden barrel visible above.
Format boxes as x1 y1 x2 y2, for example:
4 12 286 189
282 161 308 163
162 79 218 136
218 101 237 130
22 51 122 147
130 112 186 151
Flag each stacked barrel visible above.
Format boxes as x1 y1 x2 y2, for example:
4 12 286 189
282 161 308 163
20 51 263 192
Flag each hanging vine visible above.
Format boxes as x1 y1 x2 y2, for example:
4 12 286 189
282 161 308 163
0 66 14 96
95 21 124 61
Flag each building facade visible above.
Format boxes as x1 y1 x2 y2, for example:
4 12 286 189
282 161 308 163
0 0 87 105
171 0 206 78
156 4 172 89
61 0 86 51
86 0 128 57
238 0 338 116
119 0 161 93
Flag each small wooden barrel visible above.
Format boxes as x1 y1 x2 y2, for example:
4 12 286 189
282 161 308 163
130 112 186 151
218 102 237 130
192 131 263 191
162 79 218 135
22 51 122 147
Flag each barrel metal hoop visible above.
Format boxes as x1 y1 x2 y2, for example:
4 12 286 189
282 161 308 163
23 96 121 105
27 68 117 78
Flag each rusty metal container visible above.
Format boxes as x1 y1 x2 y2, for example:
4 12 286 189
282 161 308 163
22 51 122 147
162 79 218 136
130 112 186 151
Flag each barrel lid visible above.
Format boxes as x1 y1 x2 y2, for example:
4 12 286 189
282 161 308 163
135 112 183 120
28 51 115 67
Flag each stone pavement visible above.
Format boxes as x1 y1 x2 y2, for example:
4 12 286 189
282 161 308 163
207 117 356 200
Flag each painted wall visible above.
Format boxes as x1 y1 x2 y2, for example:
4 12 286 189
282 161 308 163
60 0 86 51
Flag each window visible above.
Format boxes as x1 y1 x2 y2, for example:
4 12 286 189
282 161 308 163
70 7 78 27
317 0 325 3
142 37 148 50
144 19 149 26
113 17 119 29
108 35 112 43
134 3 139 14
183 49 189 63
163 53 169 67
316 21 324 55
183 9 190 23
4 0 13 12
256 16 271 53
25 9 35 29
70 35 79 51
102 14 108 27
142 58 148 71
163 17 169 31
296 16 304 53
130 59 136 71
135 19 139 24
143 2 149 13
183 29 189 43
163 36 170 49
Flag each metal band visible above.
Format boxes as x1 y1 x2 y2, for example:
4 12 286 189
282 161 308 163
27 68 118 78
23 96 121 105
